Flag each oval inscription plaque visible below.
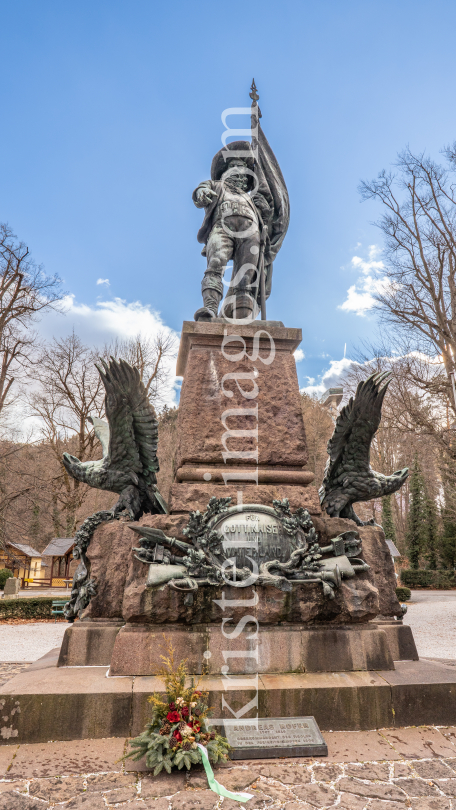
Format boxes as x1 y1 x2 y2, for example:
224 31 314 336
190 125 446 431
210 505 304 567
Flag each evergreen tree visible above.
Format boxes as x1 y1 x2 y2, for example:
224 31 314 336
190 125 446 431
423 491 438 570
381 495 397 544
406 455 426 569
440 505 456 570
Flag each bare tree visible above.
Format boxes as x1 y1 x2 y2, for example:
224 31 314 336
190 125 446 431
26 330 178 535
360 146 456 411
107 331 178 406
0 224 62 421
301 393 334 487
340 348 444 544
27 333 107 534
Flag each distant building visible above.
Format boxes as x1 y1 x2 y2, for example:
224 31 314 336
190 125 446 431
41 538 75 587
0 542 44 587
320 387 343 420
0 537 76 589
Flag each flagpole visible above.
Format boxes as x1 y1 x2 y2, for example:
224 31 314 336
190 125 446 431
250 79 267 321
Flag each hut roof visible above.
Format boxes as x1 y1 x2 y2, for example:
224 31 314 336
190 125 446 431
7 541 42 558
41 538 74 557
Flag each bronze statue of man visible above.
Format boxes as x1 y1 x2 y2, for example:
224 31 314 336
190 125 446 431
193 86 290 322
193 141 272 321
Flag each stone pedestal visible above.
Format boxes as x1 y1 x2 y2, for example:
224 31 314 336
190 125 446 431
74 512 401 627
58 320 405 676
372 620 419 662
171 320 320 514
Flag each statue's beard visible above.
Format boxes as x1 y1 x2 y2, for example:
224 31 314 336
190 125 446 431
225 178 248 193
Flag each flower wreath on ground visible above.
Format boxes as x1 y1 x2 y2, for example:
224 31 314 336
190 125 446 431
126 637 230 774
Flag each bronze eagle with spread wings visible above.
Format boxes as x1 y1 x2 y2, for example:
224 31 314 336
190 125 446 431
62 358 168 520
319 372 408 526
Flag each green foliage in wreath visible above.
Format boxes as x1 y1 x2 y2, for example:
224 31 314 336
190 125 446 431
125 636 230 775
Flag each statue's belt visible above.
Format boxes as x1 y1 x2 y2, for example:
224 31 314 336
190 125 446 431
213 200 258 224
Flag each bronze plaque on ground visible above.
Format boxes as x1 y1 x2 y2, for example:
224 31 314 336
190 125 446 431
223 716 328 759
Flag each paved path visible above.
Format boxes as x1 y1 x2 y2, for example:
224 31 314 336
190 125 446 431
1 726 456 808
402 589 456 660
0 623 67 662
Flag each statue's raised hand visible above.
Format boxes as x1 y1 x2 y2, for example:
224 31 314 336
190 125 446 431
195 186 217 207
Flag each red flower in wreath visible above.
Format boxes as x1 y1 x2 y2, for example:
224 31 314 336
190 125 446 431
167 711 180 723
181 706 189 717
173 731 182 742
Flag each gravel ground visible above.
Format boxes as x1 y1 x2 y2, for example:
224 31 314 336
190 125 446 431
402 589 456 659
0 622 67 662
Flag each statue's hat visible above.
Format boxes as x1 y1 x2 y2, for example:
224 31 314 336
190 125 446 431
211 141 255 189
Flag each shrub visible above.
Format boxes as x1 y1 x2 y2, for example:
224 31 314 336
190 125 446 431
396 586 411 601
400 569 456 589
0 597 66 620
0 568 14 590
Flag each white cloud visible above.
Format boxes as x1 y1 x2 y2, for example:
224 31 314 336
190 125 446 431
301 356 360 397
294 348 305 362
339 244 392 317
38 295 180 408
351 244 384 275
339 285 376 316
47 294 176 341
97 278 110 286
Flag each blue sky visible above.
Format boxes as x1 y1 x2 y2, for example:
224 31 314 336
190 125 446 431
2 0 456 402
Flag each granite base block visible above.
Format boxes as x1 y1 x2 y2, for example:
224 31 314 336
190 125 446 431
0 649 132 744
372 621 419 662
107 623 394 676
58 620 125 667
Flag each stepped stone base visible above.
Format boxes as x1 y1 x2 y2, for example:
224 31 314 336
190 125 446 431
373 620 419 662
79 622 395 676
57 620 124 667
58 621 412 674
58 620 416 672
2 649 456 744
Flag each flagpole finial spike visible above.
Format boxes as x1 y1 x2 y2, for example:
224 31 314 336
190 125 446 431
249 79 261 119
249 78 259 103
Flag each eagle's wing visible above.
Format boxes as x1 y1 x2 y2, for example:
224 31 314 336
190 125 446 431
88 416 110 458
323 372 390 484
96 359 143 481
96 358 159 485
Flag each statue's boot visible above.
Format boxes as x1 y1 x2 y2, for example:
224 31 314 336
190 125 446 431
222 292 256 322
194 287 222 322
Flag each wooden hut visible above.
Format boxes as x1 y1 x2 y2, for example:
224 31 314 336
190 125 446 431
0 542 44 588
41 538 75 588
